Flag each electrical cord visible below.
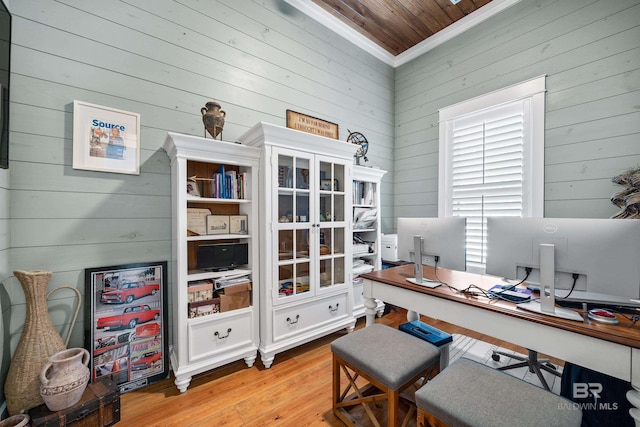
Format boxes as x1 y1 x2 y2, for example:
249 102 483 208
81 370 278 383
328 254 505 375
557 273 579 299
500 268 532 292
443 268 535 303
433 256 450 287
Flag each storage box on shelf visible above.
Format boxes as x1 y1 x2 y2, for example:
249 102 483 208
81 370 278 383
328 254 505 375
163 132 260 393
352 165 386 318
239 122 357 368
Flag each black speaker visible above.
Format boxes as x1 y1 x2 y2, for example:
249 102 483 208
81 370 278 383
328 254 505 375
197 242 248 271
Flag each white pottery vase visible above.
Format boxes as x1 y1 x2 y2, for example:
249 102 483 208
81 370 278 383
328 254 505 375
0 414 30 427
39 348 90 412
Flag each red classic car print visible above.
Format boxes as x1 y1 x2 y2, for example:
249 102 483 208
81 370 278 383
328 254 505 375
97 305 160 330
131 351 162 371
135 322 161 339
101 279 160 304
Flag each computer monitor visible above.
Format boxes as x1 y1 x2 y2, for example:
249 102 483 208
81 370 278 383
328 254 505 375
397 217 467 286
486 217 640 309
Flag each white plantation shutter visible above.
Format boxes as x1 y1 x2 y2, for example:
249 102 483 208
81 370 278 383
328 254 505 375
450 102 524 270
439 76 545 273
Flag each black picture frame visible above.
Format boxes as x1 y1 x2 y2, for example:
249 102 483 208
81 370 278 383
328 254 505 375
84 261 169 394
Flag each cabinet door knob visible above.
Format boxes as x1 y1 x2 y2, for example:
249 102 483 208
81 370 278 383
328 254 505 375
286 315 300 324
214 328 232 339
329 303 339 312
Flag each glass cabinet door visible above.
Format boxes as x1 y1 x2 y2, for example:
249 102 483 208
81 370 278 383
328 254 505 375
275 150 313 300
317 158 348 291
274 149 350 301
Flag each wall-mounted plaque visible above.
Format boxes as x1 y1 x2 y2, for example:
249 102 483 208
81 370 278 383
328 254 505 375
286 110 338 139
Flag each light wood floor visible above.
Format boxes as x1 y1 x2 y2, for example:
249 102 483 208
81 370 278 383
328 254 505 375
119 308 563 426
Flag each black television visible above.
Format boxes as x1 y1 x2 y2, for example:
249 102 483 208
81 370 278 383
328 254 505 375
197 242 248 272
0 0 10 169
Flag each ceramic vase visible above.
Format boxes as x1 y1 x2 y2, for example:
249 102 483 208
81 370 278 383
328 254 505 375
0 414 30 427
4 270 66 415
201 101 226 139
40 348 91 411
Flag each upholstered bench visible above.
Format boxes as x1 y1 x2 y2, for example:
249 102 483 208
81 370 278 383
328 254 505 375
331 323 441 427
415 357 582 427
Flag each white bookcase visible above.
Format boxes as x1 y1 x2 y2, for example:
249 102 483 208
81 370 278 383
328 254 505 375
239 122 357 368
352 165 386 318
163 132 260 392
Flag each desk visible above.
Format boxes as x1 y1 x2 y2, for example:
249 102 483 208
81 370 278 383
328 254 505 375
361 264 640 416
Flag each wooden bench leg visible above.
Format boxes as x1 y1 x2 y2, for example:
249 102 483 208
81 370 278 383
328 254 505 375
417 407 447 427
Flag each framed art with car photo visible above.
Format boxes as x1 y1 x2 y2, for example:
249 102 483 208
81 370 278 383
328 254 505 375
84 261 169 394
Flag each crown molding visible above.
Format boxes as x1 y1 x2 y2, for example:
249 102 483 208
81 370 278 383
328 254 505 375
284 0 396 65
285 0 522 68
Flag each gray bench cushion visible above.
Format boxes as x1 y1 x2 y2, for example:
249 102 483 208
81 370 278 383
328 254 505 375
415 357 582 427
331 324 440 390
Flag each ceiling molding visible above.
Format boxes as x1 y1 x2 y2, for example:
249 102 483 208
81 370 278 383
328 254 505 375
284 0 396 65
285 0 522 68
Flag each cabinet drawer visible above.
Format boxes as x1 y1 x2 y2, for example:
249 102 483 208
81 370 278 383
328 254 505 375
273 293 349 341
188 310 253 362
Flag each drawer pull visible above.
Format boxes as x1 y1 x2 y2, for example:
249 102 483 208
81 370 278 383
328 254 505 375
329 303 339 312
214 328 232 339
286 315 300 324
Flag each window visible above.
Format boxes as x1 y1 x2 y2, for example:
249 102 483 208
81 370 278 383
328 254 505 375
438 76 546 273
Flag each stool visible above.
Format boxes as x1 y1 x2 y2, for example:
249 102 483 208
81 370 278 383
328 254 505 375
332 324 441 427
415 358 582 427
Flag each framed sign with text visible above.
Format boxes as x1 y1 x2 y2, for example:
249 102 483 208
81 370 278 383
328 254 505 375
286 110 339 139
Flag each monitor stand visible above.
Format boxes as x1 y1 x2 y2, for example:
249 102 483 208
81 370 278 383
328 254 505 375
406 235 441 288
517 243 584 322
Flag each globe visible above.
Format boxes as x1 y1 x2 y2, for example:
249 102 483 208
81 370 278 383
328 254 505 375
347 130 369 164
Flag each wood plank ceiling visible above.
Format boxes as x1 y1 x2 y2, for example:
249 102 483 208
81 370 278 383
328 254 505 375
311 0 493 55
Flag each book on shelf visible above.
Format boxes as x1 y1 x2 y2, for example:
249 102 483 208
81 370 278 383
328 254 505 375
213 274 251 290
353 181 375 205
278 166 293 188
210 167 246 199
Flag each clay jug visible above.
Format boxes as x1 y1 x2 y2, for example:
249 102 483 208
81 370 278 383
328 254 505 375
4 270 81 415
40 348 91 411
0 414 30 427
201 101 226 139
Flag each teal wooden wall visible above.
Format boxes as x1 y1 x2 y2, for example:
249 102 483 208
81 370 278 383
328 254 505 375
2 0 639 411
393 0 640 225
0 0 394 406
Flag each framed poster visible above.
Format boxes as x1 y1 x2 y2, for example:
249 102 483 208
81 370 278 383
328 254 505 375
84 261 169 393
73 100 141 174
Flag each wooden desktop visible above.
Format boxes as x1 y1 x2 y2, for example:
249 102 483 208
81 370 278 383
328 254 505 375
360 264 640 414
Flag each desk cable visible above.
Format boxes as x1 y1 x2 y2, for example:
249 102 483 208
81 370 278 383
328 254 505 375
445 269 535 304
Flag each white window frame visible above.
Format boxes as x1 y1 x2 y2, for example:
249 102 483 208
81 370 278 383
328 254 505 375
438 75 546 272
